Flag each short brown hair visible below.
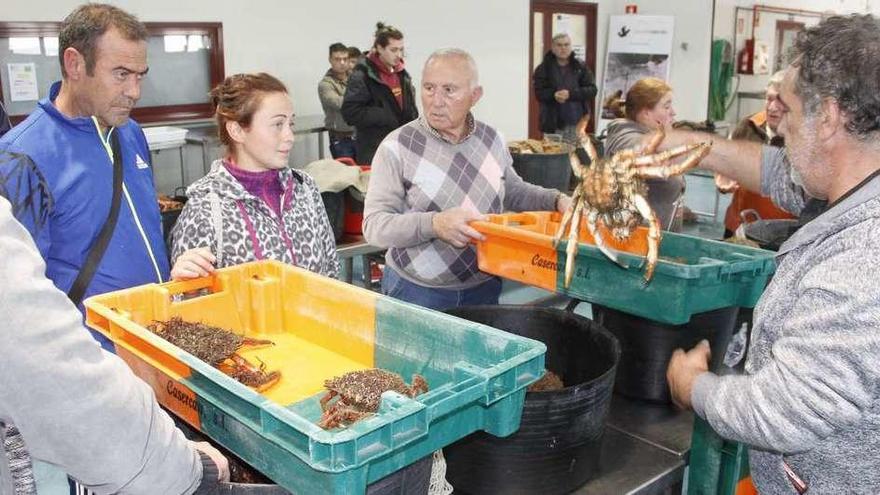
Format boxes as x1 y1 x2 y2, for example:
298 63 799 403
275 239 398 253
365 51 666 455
624 77 672 120
59 3 148 77
373 22 403 49
329 42 347 57
209 73 288 149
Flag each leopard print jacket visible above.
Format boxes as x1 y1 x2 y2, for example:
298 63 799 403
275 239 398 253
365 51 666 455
170 160 339 278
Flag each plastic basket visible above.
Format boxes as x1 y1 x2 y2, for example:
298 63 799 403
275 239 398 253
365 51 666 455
83 260 545 495
143 126 189 151
688 417 753 495
471 211 776 324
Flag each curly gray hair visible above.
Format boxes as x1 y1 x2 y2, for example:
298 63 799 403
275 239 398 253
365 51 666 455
790 14 880 139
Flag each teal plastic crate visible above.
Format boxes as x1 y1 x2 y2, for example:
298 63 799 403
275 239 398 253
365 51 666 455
688 416 751 495
84 261 546 495
556 232 776 324
474 212 776 325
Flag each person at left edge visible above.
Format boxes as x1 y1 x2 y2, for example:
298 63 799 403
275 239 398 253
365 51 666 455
0 3 201 351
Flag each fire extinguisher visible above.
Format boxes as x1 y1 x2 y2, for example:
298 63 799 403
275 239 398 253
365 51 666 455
738 38 755 74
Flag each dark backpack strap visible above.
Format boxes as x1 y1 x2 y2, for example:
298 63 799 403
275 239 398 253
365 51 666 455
67 130 124 306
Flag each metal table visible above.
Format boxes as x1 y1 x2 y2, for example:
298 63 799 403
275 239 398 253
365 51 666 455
185 126 219 177
685 166 723 223
569 395 692 494
336 235 384 289
148 143 187 189
607 394 695 458
292 114 329 159
574 428 686 495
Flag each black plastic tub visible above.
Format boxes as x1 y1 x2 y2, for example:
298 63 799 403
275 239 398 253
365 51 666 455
511 150 572 193
592 305 738 403
320 190 345 242
442 305 620 495
743 218 801 251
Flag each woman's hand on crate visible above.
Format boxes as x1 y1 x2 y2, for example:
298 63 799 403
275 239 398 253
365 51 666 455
192 441 230 483
433 207 488 248
171 248 217 280
667 339 711 410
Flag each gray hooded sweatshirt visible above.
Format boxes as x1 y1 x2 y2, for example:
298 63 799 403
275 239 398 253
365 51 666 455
0 196 207 494
692 146 880 493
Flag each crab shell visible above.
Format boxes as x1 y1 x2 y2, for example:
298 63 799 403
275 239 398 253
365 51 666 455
323 369 424 412
148 317 248 364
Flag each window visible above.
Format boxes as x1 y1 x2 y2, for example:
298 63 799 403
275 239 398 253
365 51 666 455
0 22 224 125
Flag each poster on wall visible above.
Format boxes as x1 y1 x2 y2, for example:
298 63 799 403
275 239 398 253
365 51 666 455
7 63 40 102
600 15 675 120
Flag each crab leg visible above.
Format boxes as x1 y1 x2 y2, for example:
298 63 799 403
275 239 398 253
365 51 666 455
241 336 276 350
634 143 712 179
553 185 582 247
632 141 709 165
632 194 662 283
568 146 590 179
639 128 666 154
586 210 625 269
409 374 430 397
575 117 600 165
219 354 282 392
563 198 586 288
320 390 338 411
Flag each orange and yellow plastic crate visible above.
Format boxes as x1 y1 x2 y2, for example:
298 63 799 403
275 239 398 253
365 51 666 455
84 260 546 495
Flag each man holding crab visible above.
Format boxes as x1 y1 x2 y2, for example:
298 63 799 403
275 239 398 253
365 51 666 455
666 15 880 493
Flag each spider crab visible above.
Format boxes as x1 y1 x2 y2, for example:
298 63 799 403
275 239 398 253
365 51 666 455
317 369 429 429
148 317 281 392
553 118 712 285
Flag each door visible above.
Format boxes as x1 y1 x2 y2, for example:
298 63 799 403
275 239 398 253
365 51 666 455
529 1 598 139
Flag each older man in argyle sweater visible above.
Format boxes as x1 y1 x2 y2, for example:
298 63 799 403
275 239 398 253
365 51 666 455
363 48 571 310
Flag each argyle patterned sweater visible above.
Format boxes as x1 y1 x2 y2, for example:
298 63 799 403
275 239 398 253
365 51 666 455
363 117 559 289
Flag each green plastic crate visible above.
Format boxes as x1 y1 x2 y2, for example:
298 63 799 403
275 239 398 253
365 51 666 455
474 212 777 324
688 416 751 495
84 260 546 495
557 233 776 324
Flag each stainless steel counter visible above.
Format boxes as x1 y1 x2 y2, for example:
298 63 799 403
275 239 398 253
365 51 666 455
571 395 692 494
574 428 685 495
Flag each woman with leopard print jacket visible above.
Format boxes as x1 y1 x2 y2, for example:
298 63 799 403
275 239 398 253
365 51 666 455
169 73 339 279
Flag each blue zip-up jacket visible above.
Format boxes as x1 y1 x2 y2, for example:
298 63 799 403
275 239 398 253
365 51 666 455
0 82 169 321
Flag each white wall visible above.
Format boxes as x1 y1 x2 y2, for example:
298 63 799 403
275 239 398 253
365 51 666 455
4 0 530 137
712 0 880 122
597 0 714 126
6 0 530 191
4 1 718 191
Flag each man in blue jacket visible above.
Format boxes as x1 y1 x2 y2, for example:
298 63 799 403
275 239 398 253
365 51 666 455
0 3 169 331
0 6 179 492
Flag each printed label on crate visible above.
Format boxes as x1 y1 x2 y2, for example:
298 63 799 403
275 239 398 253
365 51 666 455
115 346 202 428
531 252 591 281
531 253 560 272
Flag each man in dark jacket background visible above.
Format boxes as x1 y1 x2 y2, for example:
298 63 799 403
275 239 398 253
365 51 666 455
341 22 418 165
532 33 597 142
